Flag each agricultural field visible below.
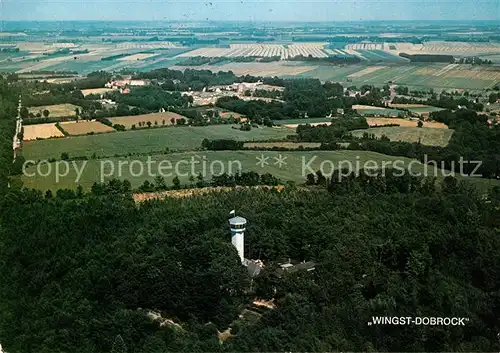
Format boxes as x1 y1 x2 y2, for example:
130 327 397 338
348 66 386 78
28 104 81 118
273 118 333 125
22 124 293 161
386 41 500 55
23 123 64 141
389 104 445 116
0 40 187 74
59 121 115 135
42 60 126 74
177 43 329 59
108 112 186 129
366 117 448 129
353 105 405 117
21 150 500 192
352 126 454 147
81 88 116 97
356 50 408 63
171 61 318 77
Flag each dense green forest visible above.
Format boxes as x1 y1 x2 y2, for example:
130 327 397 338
215 79 384 120
0 175 499 352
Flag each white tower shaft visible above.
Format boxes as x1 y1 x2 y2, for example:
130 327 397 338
231 231 244 263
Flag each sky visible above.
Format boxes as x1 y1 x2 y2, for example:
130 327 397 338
1 0 499 22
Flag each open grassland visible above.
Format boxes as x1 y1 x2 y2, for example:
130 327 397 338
299 63 500 90
387 104 444 115
108 112 186 129
407 106 445 113
354 105 405 117
22 124 293 161
348 66 387 78
366 117 448 129
23 123 64 141
244 142 321 149
352 126 454 147
21 150 500 193
28 104 81 118
219 111 246 120
59 121 115 135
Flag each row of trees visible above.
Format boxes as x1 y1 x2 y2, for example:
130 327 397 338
0 76 19 194
399 53 455 63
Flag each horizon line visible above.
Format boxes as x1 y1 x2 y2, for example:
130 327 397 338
2 19 499 23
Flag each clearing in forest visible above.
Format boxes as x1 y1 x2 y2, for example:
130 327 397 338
352 126 454 147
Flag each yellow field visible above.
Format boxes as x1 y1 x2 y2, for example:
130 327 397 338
23 123 64 141
352 127 454 147
366 117 448 129
108 112 186 129
389 103 429 108
244 142 321 149
81 88 116 97
59 121 114 135
28 104 81 118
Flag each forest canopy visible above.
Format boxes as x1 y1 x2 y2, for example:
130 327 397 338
0 177 499 352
